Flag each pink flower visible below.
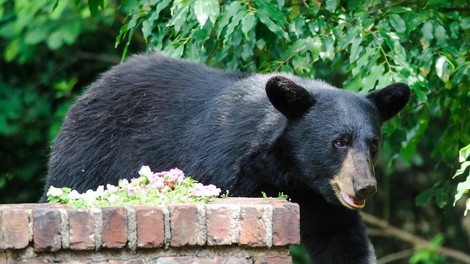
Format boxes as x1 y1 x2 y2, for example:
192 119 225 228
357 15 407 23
152 178 165 189
127 186 137 196
167 168 185 184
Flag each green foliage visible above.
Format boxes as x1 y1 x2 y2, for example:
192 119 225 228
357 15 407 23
453 144 470 215
290 245 311 264
0 0 118 202
410 234 447 263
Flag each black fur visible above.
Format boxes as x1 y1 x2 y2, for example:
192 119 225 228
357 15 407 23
43 53 410 263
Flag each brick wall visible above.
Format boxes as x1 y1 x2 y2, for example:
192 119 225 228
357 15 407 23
0 198 300 264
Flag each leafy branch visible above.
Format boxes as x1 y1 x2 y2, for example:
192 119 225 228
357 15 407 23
362 212 470 263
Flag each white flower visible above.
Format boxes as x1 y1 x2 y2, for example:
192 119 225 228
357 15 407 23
68 190 81 200
106 184 117 192
46 186 63 197
96 185 105 197
119 179 129 187
107 194 117 203
138 165 153 178
190 183 221 197
82 189 98 205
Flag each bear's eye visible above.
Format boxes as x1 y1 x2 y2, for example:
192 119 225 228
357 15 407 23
370 139 379 153
333 138 347 149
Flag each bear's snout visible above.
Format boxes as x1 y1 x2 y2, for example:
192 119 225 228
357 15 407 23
354 179 377 200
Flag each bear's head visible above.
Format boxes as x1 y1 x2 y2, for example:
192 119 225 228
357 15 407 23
266 76 410 209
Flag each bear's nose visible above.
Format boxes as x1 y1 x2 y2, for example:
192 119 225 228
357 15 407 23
355 180 377 199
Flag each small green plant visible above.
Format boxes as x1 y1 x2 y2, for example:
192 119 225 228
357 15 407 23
46 166 221 208
261 191 290 201
453 144 470 216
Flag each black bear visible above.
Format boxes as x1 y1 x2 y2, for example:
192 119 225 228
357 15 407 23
43 53 410 263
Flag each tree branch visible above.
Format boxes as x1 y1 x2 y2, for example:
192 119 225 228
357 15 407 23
361 212 470 263
378 249 415 264
77 51 121 64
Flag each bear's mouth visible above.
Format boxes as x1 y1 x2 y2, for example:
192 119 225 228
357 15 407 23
332 183 366 209
339 191 366 209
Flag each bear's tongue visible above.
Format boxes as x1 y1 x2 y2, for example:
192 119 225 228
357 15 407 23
340 191 366 209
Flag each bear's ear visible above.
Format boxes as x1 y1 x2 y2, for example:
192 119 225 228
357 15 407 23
266 76 316 119
366 83 411 122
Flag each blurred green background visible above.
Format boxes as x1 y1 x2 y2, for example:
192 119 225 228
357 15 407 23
0 0 469 263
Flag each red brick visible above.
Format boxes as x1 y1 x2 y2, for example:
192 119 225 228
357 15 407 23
169 204 199 247
272 203 300 246
101 207 128 248
239 206 267 247
0 208 30 249
253 255 292 264
156 257 213 264
214 257 251 264
211 198 287 205
95 261 144 264
134 206 164 248
68 209 95 250
156 257 249 264
32 208 62 252
206 205 232 245
3 261 49 264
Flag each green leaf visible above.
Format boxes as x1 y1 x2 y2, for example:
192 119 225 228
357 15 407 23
349 37 363 63
141 0 172 42
387 7 412 14
421 21 433 40
217 1 243 38
411 83 428 104
362 64 384 91
416 188 435 206
465 199 470 216
389 14 406 33
460 17 470 30
194 0 208 27
241 13 256 35
454 161 470 178
319 35 335 60
24 27 49 45
255 0 289 40
194 0 219 28
225 9 245 38
459 144 470 162
435 190 448 208
115 24 128 48
61 20 81 45
4 39 20 62
46 31 64 50
435 56 451 82
88 0 104 16
326 0 338 13
171 3 191 33
255 0 286 24
454 176 470 205
353 47 373 76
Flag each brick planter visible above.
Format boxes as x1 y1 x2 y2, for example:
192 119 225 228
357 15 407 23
0 198 300 263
